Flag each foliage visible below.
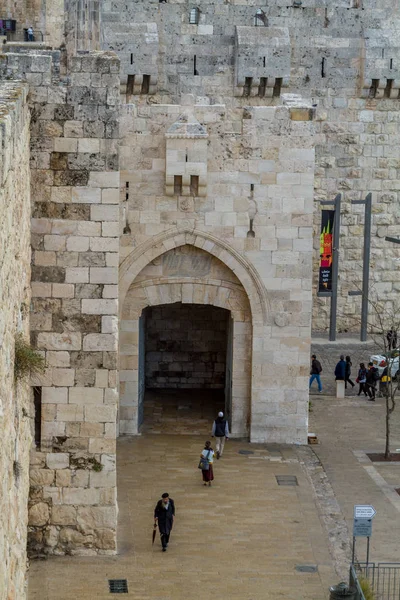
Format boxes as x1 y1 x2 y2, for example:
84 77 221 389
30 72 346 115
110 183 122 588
359 577 375 600
14 333 45 382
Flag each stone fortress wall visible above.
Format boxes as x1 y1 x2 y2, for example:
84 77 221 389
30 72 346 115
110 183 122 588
0 0 399 575
1 47 121 561
0 82 32 600
102 0 400 333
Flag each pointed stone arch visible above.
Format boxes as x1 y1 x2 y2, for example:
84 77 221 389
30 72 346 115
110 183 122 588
119 227 268 325
119 240 255 437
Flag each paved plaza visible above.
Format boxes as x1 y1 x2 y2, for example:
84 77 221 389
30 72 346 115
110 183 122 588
29 430 335 599
310 391 400 565
28 383 400 599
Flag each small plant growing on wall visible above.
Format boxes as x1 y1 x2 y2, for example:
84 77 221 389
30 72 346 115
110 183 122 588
14 333 45 382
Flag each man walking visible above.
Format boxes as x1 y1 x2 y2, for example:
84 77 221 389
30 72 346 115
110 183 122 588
334 355 346 381
154 492 175 552
27 26 34 41
365 362 379 401
212 412 229 459
309 354 323 392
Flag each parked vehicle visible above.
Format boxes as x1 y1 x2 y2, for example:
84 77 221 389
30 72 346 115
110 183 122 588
370 353 400 379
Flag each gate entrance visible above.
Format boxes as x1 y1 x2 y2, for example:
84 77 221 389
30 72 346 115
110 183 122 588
138 303 232 434
119 240 253 439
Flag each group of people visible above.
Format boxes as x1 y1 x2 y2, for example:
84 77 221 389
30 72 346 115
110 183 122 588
310 354 382 400
153 412 229 552
199 411 230 486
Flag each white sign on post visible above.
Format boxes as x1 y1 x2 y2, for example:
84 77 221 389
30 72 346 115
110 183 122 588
354 505 376 519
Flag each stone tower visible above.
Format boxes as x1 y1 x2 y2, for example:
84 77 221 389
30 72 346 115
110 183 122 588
0 0 399 595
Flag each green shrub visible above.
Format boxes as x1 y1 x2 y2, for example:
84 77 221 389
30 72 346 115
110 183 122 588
359 577 375 600
14 334 45 382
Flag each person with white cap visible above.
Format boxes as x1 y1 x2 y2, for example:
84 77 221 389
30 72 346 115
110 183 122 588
211 412 229 459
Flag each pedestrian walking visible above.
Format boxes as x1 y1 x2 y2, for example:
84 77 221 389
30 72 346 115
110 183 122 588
199 440 214 487
334 355 346 381
356 363 368 397
309 354 323 393
154 492 175 552
365 362 379 401
27 26 34 41
387 329 398 351
211 412 229 458
380 365 391 399
345 355 355 390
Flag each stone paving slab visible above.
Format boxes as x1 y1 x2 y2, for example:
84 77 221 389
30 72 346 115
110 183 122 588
310 393 400 564
29 435 335 599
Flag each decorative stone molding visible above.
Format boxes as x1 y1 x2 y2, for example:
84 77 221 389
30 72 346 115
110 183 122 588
165 112 208 197
119 227 269 324
234 26 290 97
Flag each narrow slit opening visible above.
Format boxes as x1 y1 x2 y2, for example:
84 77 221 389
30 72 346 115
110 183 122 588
243 77 253 97
33 386 42 448
174 175 183 195
126 74 135 97
369 79 379 98
272 77 282 97
258 77 267 97
384 79 393 98
190 175 199 196
141 74 150 94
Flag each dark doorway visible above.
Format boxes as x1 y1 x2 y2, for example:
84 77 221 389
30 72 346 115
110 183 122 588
139 303 231 434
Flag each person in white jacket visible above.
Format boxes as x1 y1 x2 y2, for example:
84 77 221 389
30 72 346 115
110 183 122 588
211 412 229 459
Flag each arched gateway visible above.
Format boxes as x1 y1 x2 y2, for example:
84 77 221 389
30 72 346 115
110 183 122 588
119 228 259 437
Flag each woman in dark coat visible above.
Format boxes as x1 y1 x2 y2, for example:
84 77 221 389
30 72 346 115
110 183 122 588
357 362 368 397
345 355 355 389
200 440 214 487
154 492 175 552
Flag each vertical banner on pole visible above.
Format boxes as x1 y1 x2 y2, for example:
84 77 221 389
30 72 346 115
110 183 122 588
319 210 335 293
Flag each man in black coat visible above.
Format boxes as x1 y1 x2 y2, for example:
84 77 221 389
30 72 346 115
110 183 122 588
154 492 175 552
334 355 346 381
365 362 379 401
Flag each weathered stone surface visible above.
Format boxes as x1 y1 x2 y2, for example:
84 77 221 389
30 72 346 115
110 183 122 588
51 506 77 526
29 503 50 527
0 83 32 600
76 507 116 532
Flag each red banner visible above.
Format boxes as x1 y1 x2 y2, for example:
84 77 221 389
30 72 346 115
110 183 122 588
319 210 334 292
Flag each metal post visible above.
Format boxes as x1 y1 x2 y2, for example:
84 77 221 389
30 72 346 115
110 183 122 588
366 536 370 566
361 193 372 342
329 194 341 341
352 537 356 564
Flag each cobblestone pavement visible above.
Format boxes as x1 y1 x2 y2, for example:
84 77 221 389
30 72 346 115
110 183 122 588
29 433 335 599
310 392 400 564
311 334 377 396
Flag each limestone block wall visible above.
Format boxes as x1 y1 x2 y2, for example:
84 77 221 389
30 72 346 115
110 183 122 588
119 94 315 443
2 48 121 555
0 82 31 600
102 0 400 334
145 303 228 389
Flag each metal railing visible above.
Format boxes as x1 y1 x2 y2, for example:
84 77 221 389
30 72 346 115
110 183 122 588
351 563 400 600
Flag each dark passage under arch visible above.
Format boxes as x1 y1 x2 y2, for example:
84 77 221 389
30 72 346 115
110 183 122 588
138 303 233 434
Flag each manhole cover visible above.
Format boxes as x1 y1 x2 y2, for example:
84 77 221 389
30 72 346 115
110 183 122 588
276 475 298 486
109 579 128 593
238 449 254 455
296 565 318 573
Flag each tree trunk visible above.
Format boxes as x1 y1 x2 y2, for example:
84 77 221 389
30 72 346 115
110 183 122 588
385 394 390 460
